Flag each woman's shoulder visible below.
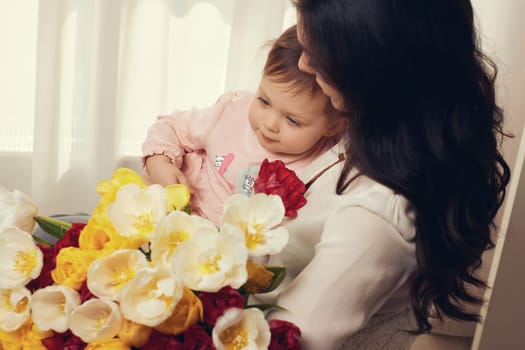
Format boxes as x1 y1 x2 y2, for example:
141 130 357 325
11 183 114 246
339 175 416 242
300 143 416 242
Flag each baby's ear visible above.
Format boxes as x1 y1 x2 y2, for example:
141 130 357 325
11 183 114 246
324 116 348 137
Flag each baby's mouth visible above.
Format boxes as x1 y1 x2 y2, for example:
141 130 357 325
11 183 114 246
260 132 276 143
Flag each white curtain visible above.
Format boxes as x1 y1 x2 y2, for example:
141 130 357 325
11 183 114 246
0 0 297 215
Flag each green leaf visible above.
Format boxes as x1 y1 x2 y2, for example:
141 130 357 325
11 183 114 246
32 235 52 246
34 215 72 239
246 303 288 312
259 266 286 293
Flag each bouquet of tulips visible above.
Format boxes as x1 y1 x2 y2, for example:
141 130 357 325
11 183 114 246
0 162 304 350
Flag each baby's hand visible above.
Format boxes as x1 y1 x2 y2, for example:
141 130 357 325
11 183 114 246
144 154 189 186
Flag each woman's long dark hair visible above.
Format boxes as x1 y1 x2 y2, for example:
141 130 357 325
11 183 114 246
295 0 511 333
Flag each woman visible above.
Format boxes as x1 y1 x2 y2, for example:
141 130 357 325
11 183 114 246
264 0 510 349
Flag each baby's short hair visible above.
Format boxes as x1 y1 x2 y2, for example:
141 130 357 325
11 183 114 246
263 25 321 97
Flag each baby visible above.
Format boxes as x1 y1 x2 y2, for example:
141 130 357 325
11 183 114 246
142 25 345 225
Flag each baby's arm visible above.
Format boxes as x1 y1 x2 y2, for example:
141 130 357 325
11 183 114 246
142 92 241 187
143 154 189 186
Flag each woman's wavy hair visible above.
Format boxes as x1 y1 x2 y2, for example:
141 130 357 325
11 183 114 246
295 0 511 333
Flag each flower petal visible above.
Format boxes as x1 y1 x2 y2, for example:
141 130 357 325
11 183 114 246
87 249 150 300
69 298 123 343
106 184 166 239
165 184 191 211
30 285 81 332
221 194 288 257
150 211 217 265
0 187 38 233
119 266 183 327
0 286 31 332
0 227 43 289
212 308 270 350
170 229 248 292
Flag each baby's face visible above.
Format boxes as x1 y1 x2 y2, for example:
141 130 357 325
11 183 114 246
248 76 344 156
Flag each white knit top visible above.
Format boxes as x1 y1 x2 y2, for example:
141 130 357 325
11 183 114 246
258 143 418 350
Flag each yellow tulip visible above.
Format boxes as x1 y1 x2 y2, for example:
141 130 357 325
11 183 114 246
164 184 191 211
0 319 51 350
79 215 125 251
155 288 203 335
51 247 100 290
96 168 145 205
242 260 275 294
22 322 52 350
0 320 26 350
118 319 153 347
84 337 131 350
79 168 146 252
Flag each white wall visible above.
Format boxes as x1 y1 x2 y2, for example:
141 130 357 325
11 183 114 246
474 127 525 349
471 0 525 348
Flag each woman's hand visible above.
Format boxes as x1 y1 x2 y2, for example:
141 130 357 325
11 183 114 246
144 154 189 186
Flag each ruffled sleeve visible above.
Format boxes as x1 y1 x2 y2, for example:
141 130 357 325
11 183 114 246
141 91 239 170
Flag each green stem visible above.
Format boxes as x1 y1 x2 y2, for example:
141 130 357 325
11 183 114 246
34 215 73 239
33 235 52 246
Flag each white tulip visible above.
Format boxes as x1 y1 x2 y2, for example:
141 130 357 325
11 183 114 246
212 308 271 350
106 183 167 239
0 186 38 233
87 249 150 301
170 224 248 292
69 298 123 343
30 285 81 332
0 286 31 332
221 193 289 256
150 210 217 265
0 227 43 289
119 265 183 327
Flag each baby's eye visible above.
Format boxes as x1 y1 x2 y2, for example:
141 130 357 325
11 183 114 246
258 97 270 106
286 116 300 126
